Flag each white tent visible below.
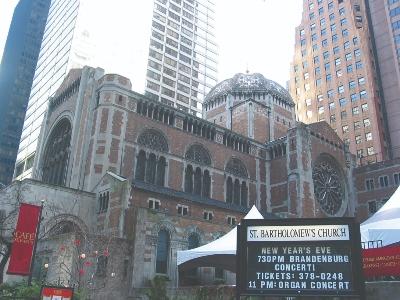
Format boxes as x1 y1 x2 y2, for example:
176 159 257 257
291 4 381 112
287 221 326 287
360 185 400 247
177 205 264 272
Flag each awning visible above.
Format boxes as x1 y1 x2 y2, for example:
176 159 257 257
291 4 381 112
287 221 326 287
177 205 264 272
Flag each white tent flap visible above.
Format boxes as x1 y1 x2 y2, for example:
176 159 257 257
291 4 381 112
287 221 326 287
177 205 263 271
360 186 400 247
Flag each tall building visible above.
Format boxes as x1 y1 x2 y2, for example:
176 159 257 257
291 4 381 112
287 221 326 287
15 0 218 180
0 0 50 185
144 0 218 116
366 0 400 159
289 0 389 165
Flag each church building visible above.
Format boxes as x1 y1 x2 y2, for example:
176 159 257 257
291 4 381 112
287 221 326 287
1 66 398 299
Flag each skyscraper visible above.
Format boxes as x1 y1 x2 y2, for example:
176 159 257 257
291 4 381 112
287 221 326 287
366 0 400 159
0 0 50 185
289 0 389 164
15 0 218 180
144 0 218 116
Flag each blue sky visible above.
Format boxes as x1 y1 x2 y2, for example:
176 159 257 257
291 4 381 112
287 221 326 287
0 0 302 87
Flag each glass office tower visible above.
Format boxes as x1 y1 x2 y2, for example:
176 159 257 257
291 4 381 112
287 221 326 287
0 0 50 185
144 0 218 116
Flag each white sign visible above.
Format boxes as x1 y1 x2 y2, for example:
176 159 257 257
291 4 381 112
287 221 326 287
247 224 350 242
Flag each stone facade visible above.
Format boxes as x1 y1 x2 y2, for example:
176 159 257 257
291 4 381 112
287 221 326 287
1 67 399 298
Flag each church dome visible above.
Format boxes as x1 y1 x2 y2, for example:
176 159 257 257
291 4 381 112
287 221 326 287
204 73 294 105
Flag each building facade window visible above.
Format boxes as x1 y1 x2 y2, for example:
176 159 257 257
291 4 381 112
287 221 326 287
156 229 170 274
98 191 109 214
203 211 213 221
177 204 189 216
41 119 72 187
227 216 236 226
394 173 400 185
365 132 372 141
225 158 248 207
366 178 374 191
148 199 160 210
367 146 375 156
379 175 389 188
135 129 169 186
184 144 212 198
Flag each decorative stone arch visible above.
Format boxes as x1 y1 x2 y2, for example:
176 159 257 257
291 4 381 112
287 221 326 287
41 117 72 186
137 128 169 153
312 153 348 217
183 226 204 245
43 214 89 238
151 221 177 239
184 144 212 166
225 157 248 179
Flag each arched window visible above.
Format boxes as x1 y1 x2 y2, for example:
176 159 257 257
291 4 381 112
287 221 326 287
187 233 200 276
203 170 211 198
156 229 170 274
185 144 211 166
136 129 168 187
194 167 202 195
184 144 212 198
225 158 248 179
188 233 200 249
137 129 169 153
42 119 72 186
241 181 248 207
233 179 240 205
146 153 157 184
156 156 166 186
225 158 248 207
135 150 146 181
184 165 193 193
226 177 233 203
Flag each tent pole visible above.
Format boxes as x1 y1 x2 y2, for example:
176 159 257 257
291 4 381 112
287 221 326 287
176 266 179 288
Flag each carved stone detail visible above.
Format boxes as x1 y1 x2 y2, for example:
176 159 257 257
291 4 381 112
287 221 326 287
175 116 184 130
312 159 344 216
137 129 168 153
128 98 137 112
185 144 211 166
226 158 248 178
215 131 224 144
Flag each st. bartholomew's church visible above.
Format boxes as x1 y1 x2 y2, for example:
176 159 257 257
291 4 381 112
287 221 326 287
0 66 389 298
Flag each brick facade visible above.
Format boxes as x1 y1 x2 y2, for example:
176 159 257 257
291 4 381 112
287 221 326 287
1 67 398 298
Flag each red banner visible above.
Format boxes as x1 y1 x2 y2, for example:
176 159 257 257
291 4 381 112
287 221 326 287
7 203 42 275
362 245 400 278
40 286 73 299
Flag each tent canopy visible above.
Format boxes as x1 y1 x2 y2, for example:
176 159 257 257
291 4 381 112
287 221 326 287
360 185 400 247
177 206 263 272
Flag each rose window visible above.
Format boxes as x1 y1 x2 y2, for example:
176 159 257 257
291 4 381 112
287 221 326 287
312 159 345 216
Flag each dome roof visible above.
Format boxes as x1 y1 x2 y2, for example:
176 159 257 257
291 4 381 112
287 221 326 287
204 73 293 105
